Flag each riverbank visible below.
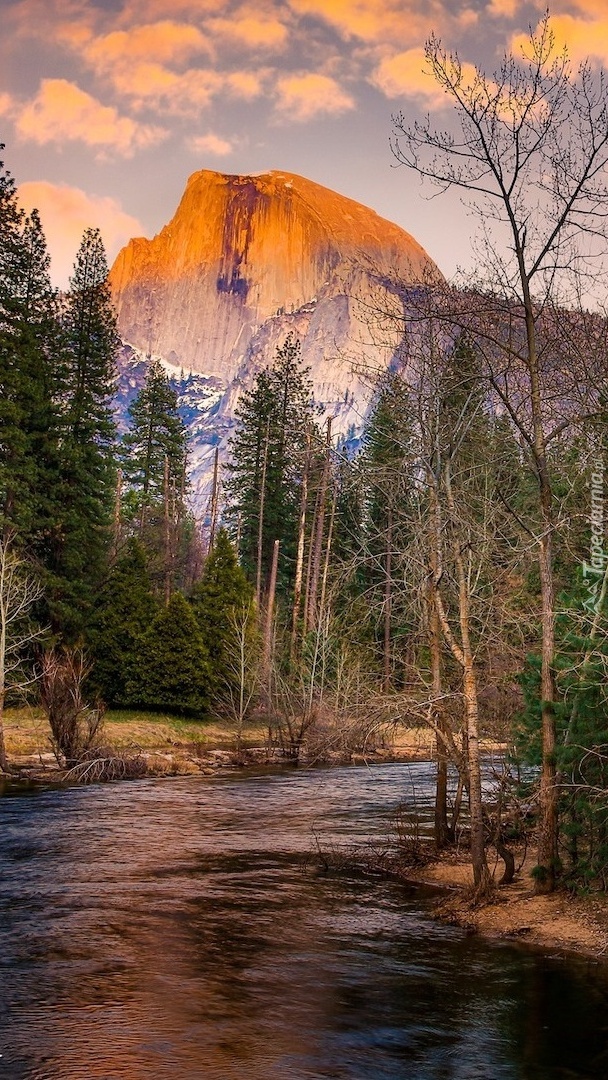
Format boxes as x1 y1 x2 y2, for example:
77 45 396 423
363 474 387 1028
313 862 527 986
402 848 608 961
9 708 605 964
3 706 453 780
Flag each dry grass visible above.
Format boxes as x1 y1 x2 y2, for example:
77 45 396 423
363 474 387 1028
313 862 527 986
3 708 52 758
3 707 269 762
5 708 504 765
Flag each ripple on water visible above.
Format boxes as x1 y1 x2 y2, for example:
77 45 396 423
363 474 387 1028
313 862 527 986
1 766 608 1079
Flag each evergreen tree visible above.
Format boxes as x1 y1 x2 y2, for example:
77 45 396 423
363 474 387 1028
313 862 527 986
357 371 415 683
554 581 608 888
190 528 256 695
87 538 159 707
225 334 317 596
127 591 212 717
119 357 190 598
331 450 366 601
120 357 188 524
361 371 413 533
225 365 274 585
48 228 119 637
0 145 23 325
63 228 118 446
0 157 63 551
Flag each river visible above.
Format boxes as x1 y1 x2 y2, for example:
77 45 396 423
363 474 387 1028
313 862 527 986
1 763 608 1079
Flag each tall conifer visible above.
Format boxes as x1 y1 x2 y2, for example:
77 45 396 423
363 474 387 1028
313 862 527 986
120 357 188 523
226 334 318 596
48 228 118 637
0 153 63 553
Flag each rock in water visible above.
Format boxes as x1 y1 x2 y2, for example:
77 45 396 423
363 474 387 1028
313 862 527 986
109 170 442 506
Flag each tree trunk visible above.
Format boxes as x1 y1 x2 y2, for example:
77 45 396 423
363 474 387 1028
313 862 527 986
302 487 319 638
536 530 558 892
383 505 393 693
434 739 451 848
0 690 8 774
428 475 452 848
441 463 490 893
163 455 172 606
319 481 338 620
307 417 332 631
462 658 489 893
263 539 280 700
291 428 311 656
208 446 220 554
256 421 270 606
522 286 558 893
112 468 122 562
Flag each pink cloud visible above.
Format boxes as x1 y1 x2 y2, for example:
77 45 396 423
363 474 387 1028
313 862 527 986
275 72 355 121
372 46 479 107
187 132 234 156
100 62 223 115
86 20 211 68
286 0 446 46
14 79 167 157
225 70 266 98
207 12 289 49
514 12 608 68
17 180 143 288
488 0 522 16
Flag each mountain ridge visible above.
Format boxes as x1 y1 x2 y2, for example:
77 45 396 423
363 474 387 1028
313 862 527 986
110 169 442 508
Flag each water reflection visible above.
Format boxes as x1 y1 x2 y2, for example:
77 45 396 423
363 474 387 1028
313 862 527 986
1 767 608 1078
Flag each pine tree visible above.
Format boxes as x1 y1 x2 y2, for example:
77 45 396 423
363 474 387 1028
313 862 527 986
189 528 256 697
225 334 317 597
0 145 23 325
127 591 212 717
225 366 275 586
119 357 189 599
87 538 159 707
120 357 188 526
0 152 63 551
48 228 119 638
358 371 415 685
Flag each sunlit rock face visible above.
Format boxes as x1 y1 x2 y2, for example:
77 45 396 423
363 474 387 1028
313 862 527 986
110 170 442 506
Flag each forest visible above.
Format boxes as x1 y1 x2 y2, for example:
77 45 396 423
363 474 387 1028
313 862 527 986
3 18 608 902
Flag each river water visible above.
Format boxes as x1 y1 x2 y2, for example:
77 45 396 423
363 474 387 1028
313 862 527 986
1 763 608 1079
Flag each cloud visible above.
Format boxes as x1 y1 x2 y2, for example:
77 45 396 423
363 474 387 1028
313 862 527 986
87 21 211 68
225 70 266 99
0 92 14 117
5 0 92 37
371 47 449 106
208 12 289 49
275 72 355 121
118 0 221 20
372 46 480 108
286 0 447 47
515 13 608 68
187 132 234 156
14 79 167 157
487 0 521 15
17 180 143 288
78 19 222 115
97 62 223 115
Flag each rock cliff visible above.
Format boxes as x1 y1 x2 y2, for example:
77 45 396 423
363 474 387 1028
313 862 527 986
110 170 441 505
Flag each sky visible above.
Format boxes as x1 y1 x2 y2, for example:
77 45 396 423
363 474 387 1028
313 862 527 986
1 0 607 288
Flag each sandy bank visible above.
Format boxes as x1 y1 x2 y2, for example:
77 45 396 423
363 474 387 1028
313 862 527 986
403 849 608 961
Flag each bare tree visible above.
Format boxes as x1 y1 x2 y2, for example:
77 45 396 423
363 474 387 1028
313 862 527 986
0 537 44 773
39 648 104 766
392 15 608 891
216 600 260 751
